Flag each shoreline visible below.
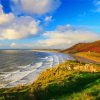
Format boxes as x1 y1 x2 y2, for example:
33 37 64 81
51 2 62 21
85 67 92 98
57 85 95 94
1 50 99 89
0 52 74 89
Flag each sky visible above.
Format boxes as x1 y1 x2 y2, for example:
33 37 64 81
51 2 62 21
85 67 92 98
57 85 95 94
0 0 100 49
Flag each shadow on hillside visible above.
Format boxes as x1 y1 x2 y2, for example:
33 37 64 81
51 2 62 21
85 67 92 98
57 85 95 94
34 73 100 100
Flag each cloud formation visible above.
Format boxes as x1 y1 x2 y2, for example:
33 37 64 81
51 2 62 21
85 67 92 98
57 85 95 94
94 0 100 12
10 43 17 47
0 5 15 25
0 1 99 49
0 5 40 40
44 16 52 22
11 0 61 15
36 25 100 49
7 24 100 49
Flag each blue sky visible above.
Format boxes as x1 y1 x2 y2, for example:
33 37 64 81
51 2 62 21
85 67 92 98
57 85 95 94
0 0 100 49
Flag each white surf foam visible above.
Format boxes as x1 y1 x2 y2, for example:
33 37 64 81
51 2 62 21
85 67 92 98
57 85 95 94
0 53 74 88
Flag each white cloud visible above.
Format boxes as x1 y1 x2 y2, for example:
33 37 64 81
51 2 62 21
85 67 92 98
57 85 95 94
57 24 75 31
44 16 53 26
11 0 61 15
7 24 99 49
0 43 3 47
44 16 52 22
0 5 15 25
95 0 100 5
94 0 100 12
36 25 100 49
0 6 40 40
10 43 17 47
0 16 40 40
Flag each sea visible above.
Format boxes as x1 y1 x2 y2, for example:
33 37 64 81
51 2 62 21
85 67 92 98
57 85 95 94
0 50 74 88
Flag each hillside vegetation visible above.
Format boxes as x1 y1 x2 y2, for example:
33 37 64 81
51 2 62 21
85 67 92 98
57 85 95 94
0 61 100 100
75 52 100 63
61 40 100 64
61 40 100 53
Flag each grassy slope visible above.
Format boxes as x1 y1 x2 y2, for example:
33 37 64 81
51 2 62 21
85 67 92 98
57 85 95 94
61 40 100 53
75 52 100 63
57 78 100 100
0 61 100 100
60 40 100 64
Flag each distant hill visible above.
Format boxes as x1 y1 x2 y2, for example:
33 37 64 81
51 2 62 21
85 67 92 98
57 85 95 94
61 40 100 53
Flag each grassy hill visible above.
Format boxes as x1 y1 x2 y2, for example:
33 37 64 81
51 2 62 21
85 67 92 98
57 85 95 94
61 40 100 54
61 40 100 63
0 61 100 100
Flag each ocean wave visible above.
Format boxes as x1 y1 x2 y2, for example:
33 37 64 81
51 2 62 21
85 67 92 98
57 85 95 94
0 52 74 88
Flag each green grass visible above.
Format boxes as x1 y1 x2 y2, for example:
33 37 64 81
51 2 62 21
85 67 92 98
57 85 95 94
33 72 100 100
0 61 100 100
57 79 100 100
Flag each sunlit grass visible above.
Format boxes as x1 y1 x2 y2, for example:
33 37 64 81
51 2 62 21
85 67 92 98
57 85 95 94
75 52 100 63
